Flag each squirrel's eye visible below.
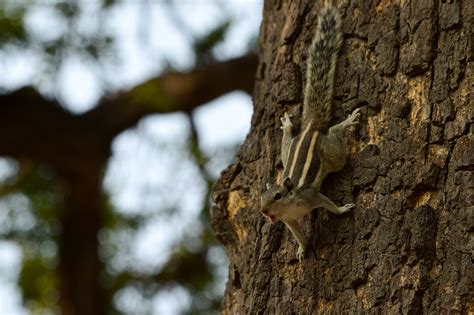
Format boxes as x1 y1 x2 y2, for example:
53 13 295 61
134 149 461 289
274 193 282 200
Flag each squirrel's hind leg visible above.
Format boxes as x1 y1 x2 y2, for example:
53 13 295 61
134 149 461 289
330 108 361 133
320 108 361 172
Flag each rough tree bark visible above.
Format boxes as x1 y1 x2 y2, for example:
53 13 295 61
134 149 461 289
211 0 473 313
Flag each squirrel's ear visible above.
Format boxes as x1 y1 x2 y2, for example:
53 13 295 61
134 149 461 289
283 177 293 191
266 183 271 190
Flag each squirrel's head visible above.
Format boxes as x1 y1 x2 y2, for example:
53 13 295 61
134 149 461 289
260 177 294 223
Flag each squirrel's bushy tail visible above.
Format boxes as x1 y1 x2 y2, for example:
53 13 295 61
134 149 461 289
303 5 342 131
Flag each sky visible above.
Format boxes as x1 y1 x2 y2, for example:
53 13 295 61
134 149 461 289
0 0 263 314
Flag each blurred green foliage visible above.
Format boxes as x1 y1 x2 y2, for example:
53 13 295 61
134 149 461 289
0 0 248 314
0 144 236 314
194 20 232 66
0 5 26 43
0 163 62 313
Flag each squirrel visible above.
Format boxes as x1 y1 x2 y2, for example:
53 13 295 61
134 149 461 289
260 4 361 262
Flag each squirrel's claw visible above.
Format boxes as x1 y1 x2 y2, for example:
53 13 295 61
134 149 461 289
339 203 356 214
280 112 293 130
297 246 305 262
348 108 361 124
342 108 361 127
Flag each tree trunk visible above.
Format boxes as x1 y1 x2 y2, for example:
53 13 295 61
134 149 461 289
57 162 106 315
211 0 473 313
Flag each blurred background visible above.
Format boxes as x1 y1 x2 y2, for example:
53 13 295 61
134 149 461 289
0 0 262 314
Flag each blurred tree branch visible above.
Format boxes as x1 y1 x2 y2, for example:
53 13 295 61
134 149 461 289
0 53 257 172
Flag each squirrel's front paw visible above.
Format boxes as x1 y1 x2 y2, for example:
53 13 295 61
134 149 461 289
338 203 356 214
297 245 305 262
280 112 293 130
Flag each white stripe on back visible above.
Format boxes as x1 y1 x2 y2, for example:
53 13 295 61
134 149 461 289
288 123 311 179
298 130 318 187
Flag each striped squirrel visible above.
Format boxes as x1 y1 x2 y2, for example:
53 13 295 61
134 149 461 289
260 4 360 262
